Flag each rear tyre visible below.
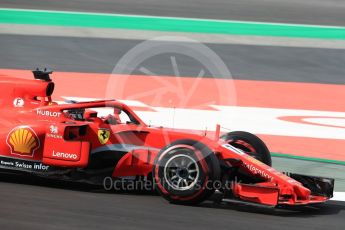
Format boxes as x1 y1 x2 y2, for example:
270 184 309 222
153 139 220 205
221 131 272 166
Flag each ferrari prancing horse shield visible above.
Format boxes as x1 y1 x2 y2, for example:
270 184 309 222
98 129 110 144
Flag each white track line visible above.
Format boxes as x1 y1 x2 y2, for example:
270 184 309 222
60 97 345 140
331 192 345 202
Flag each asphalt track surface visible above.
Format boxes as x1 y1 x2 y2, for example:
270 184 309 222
1 35 345 84
0 171 344 230
1 0 345 26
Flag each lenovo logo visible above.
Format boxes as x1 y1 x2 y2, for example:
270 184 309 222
52 150 78 160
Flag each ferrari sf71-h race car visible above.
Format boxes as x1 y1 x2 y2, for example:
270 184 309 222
0 69 334 207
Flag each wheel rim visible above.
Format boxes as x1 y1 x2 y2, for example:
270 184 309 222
164 153 200 191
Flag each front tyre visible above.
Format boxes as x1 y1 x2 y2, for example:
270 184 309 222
153 139 220 205
221 131 272 166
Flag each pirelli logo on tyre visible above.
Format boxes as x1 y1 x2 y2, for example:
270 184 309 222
6 126 40 157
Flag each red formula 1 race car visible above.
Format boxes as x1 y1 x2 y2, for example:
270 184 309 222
0 69 334 207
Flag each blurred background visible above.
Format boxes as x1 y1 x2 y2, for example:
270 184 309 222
0 1 345 229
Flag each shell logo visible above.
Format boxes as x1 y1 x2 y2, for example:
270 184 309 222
6 126 40 157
